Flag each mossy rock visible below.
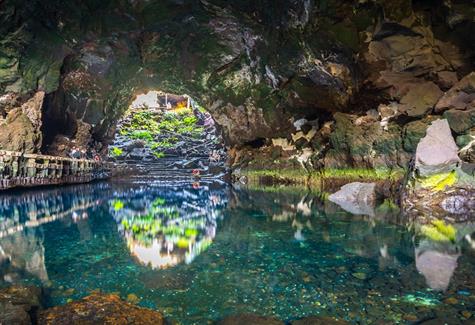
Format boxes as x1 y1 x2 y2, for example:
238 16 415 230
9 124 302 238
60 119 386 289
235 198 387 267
418 171 458 192
403 118 436 153
443 108 475 134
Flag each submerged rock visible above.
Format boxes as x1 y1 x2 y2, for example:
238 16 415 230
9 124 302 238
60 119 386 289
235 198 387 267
39 293 164 325
216 314 284 325
0 286 42 325
291 316 349 325
415 119 461 177
328 182 377 216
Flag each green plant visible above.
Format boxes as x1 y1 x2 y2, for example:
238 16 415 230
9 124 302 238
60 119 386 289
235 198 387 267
152 197 166 206
110 147 123 157
153 151 165 159
118 107 205 155
130 130 154 142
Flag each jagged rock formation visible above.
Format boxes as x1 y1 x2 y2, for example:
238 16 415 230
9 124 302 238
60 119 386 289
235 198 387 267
0 0 473 174
0 92 44 153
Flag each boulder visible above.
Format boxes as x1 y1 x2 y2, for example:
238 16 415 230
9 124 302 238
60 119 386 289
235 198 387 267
400 82 443 117
402 118 436 153
0 286 42 325
436 71 459 90
415 119 461 177
443 108 475 134
328 182 377 216
39 293 164 325
435 72 475 113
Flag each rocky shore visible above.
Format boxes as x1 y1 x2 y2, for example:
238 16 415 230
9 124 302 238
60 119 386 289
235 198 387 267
0 286 351 325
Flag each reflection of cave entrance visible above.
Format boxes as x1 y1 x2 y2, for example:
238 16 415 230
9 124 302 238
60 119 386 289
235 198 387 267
110 91 227 180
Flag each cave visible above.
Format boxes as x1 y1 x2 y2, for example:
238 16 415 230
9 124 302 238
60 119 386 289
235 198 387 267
109 90 227 180
0 0 475 324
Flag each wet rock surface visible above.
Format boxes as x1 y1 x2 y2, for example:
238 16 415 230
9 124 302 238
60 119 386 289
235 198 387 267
0 286 42 325
38 293 165 325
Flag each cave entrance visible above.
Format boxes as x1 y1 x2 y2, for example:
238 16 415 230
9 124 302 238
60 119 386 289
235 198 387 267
109 90 226 180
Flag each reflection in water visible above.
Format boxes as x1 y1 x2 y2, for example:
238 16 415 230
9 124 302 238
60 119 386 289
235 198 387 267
0 184 110 285
110 186 228 269
415 240 460 292
0 183 473 324
0 230 49 284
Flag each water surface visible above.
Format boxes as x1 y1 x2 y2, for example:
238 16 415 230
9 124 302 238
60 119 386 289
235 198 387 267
0 181 474 324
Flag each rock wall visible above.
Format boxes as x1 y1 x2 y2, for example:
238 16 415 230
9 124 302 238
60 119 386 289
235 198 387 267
0 150 112 190
0 0 474 172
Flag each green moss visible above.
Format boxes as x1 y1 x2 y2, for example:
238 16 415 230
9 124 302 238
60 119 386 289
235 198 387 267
319 168 404 181
420 220 456 243
242 169 310 184
240 167 405 188
419 171 457 191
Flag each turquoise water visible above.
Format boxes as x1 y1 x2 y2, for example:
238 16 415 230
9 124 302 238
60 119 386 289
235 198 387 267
0 181 474 324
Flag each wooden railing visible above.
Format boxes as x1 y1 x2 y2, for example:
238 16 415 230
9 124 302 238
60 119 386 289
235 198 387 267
0 150 113 190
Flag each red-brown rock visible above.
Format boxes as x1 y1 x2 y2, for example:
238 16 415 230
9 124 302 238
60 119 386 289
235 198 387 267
39 293 165 325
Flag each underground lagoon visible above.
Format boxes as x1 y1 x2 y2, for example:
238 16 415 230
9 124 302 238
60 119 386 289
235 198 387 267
0 0 475 324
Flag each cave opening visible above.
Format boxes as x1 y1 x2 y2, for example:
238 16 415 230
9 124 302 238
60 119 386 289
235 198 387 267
109 90 227 180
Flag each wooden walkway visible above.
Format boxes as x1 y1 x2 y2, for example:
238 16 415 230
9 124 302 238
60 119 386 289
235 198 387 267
0 150 113 190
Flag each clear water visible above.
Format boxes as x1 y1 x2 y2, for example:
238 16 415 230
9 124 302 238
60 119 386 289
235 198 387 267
0 181 474 324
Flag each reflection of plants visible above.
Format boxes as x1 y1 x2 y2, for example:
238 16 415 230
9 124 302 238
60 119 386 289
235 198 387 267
419 171 457 192
110 190 226 269
421 220 456 242
112 199 125 211
119 198 206 250
152 197 166 206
